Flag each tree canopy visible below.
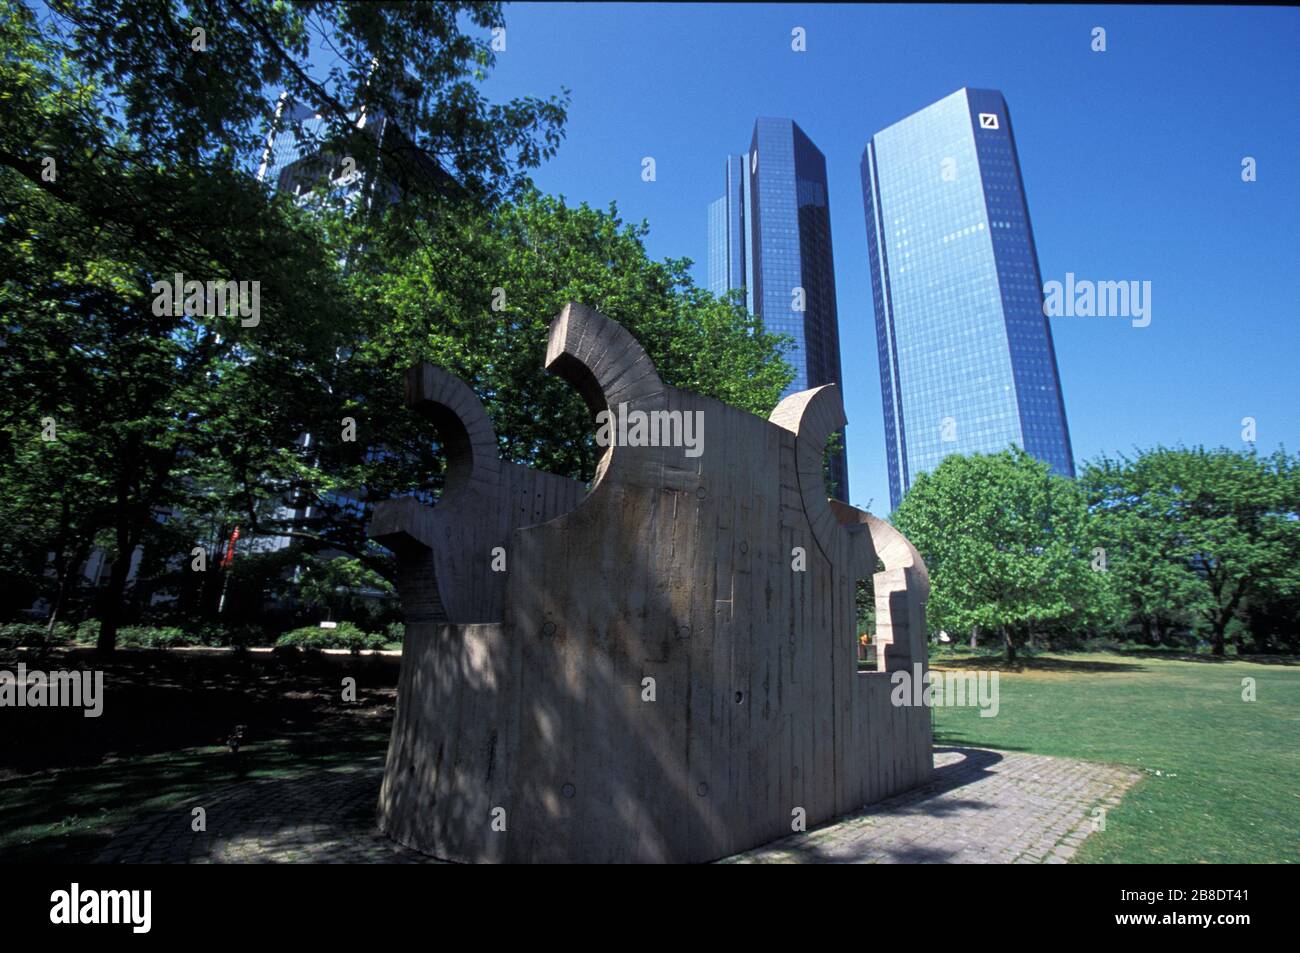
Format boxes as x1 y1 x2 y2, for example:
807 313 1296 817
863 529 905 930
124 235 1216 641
1081 447 1299 655
0 0 794 649
891 447 1098 662
890 444 1299 660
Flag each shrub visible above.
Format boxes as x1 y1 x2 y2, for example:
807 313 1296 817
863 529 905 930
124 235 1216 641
275 622 386 654
0 622 70 649
115 626 194 649
383 621 405 646
187 622 270 648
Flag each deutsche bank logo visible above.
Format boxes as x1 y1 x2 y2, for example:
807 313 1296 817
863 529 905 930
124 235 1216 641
978 112 1000 130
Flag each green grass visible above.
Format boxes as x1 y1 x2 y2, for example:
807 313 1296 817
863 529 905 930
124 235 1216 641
931 651 1300 863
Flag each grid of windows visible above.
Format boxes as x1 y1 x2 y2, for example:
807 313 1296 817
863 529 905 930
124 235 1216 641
862 89 1074 510
708 122 850 498
751 119 810 391
706 156 746 297
967 89 1074 478
707 196 729 296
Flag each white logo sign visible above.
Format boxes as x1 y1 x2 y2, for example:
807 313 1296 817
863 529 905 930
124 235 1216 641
51 884 151 933
978 113 999 129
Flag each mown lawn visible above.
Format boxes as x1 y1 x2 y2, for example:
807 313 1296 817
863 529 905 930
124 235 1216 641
930 651 1300 863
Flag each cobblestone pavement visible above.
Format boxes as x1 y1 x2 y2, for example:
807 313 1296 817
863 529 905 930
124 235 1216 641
96 765 443 864
729 747 1140 864
96 747 1138 864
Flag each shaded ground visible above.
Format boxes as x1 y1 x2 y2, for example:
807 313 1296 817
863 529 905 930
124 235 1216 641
932 647 1299 674
92 746 1135 864
0 646 398 863
7 647 1296 863
0 645 399 775
96 760 437 864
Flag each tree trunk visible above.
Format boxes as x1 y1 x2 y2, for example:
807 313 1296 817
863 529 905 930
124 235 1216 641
96 551 132 653
1002 626 1016 664
46 537 92 638
970 624 980 649
96 438 165 653
46 567 69 637
1210 624 1226 657
97 516 144 653
45 498 73 637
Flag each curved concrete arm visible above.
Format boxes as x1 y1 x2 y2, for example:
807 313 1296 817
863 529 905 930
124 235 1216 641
404 362 501 500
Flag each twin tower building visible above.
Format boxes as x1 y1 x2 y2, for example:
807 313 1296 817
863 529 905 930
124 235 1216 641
707 88 1074 510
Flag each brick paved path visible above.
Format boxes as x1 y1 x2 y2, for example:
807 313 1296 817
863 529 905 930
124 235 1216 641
729 747 1139 863
96 764 442 864
96 747 1138 864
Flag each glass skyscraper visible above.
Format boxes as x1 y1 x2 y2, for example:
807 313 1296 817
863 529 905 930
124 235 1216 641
709 119 849 498
861 88 1074 510
707 154 747 300
257 96 449 213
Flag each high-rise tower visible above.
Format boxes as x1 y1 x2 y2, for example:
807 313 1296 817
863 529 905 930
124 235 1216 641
709 119 849 498
861 88 1074 510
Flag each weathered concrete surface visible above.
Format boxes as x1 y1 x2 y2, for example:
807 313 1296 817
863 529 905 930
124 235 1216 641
368 365 584 624
851 505 931 673
370 302 934 863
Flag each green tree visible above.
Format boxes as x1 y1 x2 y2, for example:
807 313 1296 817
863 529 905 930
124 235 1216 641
0 0 566 650
221 188 795 566
892 448 1095 663
1082 455 1199 644
354 189 795 479
1083 447 1299 656
291 555 395 626
1 0 792 652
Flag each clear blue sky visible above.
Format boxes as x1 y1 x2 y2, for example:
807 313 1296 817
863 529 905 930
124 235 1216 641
483 3 1299 512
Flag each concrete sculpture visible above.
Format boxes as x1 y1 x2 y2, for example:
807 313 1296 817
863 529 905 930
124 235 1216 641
368 302 933 863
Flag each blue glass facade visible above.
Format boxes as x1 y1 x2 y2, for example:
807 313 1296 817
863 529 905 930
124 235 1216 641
257 96 447 211
257 100 375 211
861 88 1074 510
707 155 746 298
258 101 328 194
707 195 728 297
708 120 849 498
